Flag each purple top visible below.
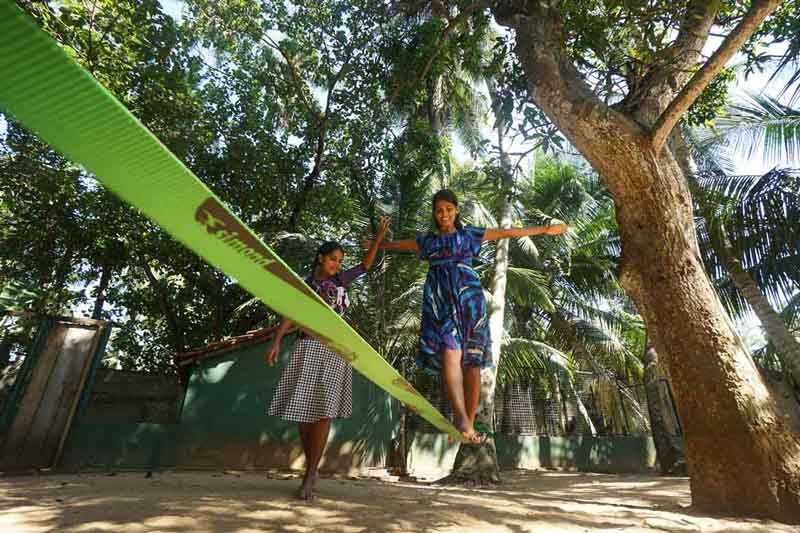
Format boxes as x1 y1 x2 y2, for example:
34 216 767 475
306 263 367 315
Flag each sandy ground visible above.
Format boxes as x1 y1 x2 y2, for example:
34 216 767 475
0 469 795 532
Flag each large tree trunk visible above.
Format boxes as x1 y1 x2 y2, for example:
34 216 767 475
613 155 800 520
494 2 800 521
616 151 800 519
644 343 686 475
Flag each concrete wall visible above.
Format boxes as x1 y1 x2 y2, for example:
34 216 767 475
408 434 657 478
61 335 662 476
175 335 397 472
60 369 182 470
81 369 183 423
62 334 397 473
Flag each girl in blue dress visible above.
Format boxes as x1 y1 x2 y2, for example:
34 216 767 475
373 190 567 442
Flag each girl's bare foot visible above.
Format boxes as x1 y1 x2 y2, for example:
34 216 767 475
455 417 481 444
297 473 317 500
461 429 481 443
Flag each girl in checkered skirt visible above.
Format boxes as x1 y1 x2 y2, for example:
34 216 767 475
265 217 389 500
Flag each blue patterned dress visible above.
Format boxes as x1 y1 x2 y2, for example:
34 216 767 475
416 226 491 373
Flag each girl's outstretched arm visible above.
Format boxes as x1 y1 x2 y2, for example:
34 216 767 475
362 226 419 254
377 239 419 253
483 224 568 242
361 217 391 270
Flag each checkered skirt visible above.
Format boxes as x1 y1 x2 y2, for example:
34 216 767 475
267 338 353 422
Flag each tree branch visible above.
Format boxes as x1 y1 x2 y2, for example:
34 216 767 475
287 52 353 230
512 142 541 178
262 34 316 114
192 2 317 115
670 1 720 64
95 9 126 61
650 0 783 151
492 2 642 165
626 1 719 111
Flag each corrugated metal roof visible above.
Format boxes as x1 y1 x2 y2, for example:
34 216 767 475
173 317 362 368
173 325 290 367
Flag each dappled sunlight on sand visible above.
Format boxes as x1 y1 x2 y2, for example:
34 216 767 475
0 470 794 532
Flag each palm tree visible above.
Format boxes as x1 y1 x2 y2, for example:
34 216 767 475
753 292 800 371
388 3 651 480
438 80 522 485
689 93 800 392
502 156 646 411
493 155 689 472
389 1 491 187
458 155 649 452
346 143 655 477
386 4 517 483
692 168 800 390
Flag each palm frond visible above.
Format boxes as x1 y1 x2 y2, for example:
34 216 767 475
514 236 541 264
684 125 736 175
499 336 572 384
715 92 800 166
468 198 498 228
780 291 800 331
548 309 643 381
693 168 800 313
450 70 489 157
0 280 39 311
505 266 555 312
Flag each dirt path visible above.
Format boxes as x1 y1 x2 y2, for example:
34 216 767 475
0 469 794 532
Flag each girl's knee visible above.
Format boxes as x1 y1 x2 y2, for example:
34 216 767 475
462 365 480 376
441 350 463 365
